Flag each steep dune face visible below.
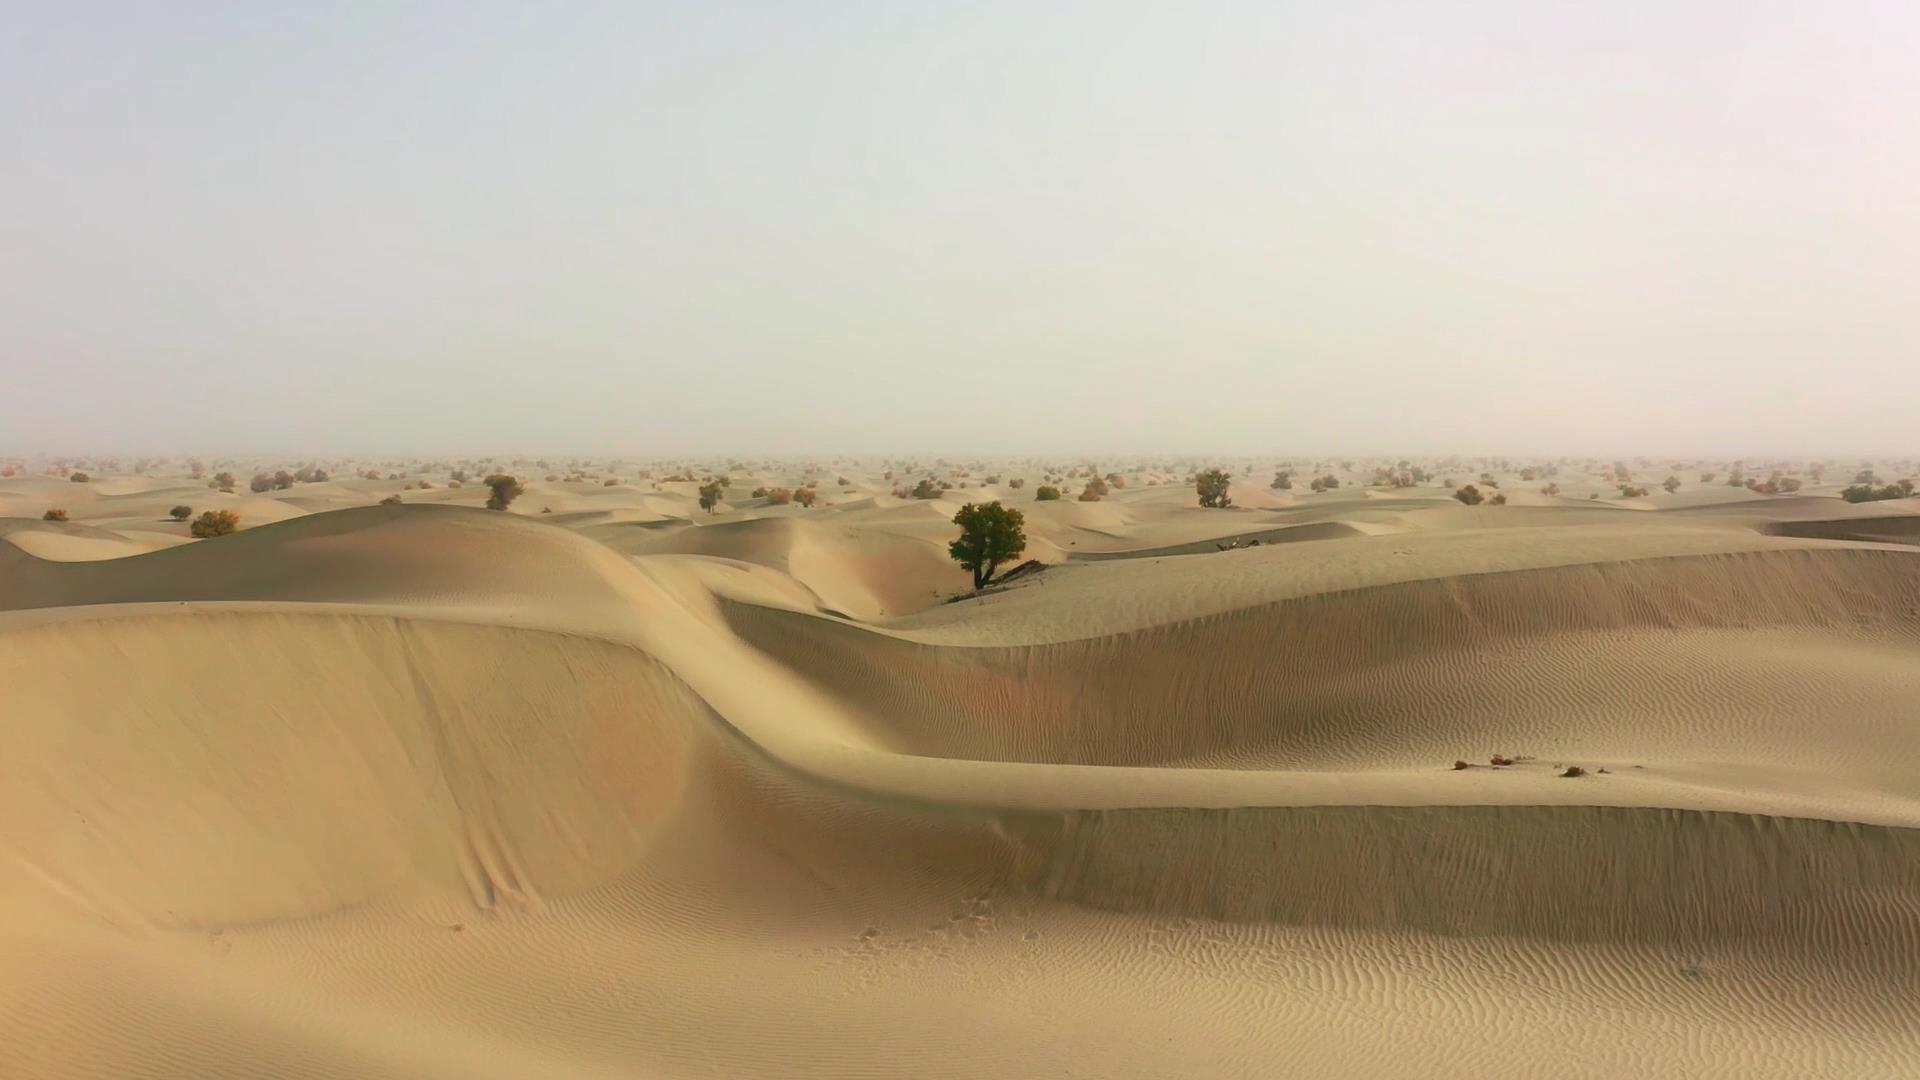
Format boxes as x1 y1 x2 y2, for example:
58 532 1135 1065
0 612 706 927
6 500 1920 1078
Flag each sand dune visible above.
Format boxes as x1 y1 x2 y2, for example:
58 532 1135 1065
4 469 1920 1078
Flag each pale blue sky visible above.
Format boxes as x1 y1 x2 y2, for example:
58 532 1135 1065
4 2 1916 456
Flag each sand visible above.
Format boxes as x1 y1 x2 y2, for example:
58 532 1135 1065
4 458 1920 1078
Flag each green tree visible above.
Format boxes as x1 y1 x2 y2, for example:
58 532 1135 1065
1034 485 1062 501
949 501 1027 590
1195 467 1233 508
484 474 524 511
1453 484 1485 505
169 505 192 520
698 480 723 513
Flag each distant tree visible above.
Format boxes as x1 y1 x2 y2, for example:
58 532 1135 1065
1008 477 1026 489
698 480 724 513
1489 492 1508 505
169 505 192 520
42 508 68 521
1078 476 1110 502
1035 485 1062 501
1839 479 1914 503
911 478 944 499
272 470 295 490
1453 484 1485 505
948 501 1027 590
1195 467 1233 508
1540 482 1561 496
248 473 272 492
450 469 468 482
484 474 524 511
1619 484 1650 497
1662 476 1682 493
380 494 403 506
190 509 240 538
793 486 817 507
764 487 793 505
1699 472 1716 483
1271 470 1293 490
69 471 89 483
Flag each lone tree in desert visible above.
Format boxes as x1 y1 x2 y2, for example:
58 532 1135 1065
697 480 724 513
948 501 1027 591
1195 468 1233 508
169 505 192 520
484 474 524 511
189 509 240 538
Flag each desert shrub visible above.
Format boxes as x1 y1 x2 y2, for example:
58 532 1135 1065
911 478 944 499
1489 492 1508 505
1105 472 1128 490
1540 482 1561 496
764 487 793 504
1520 466 1538 481
1560 765 1587 778
169 505 192 520
1856 469 1877 484
1035 485 1062 501
948 501 1027 590
698 480 724 513
751 486 769 497
1618 484 1649 497
1840 479 1915 503
794 487 817 507
1008 477 1025 489
248 473 271 492
1662 476 1681 493
42 508 68 521
603 478 617 486
190 509 240 538
1195 467 1233 508
450 469 468 482
1453 484 1485 505
484 474 524 511
1699 472 1716 483
273 470 295 489
1490 754 1514 766
69 471 90 483
0 465 15 477
1452 760 1471 770
1271 470 1293 490
380 494 402 506
1321 474 1340 490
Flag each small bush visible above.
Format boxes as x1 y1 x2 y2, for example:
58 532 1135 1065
764 487 793 505
794 487 817 507
1453 484 1484 505
1560 765 1587 778
69 471 90 483
169 505 192 520
1035 485 1062 501
1618 484 1649 497
1008 477 1026 489
1540 482 1561 496
1194 468 1233 509
1840 479 1915 503
1490 754 1514 766
1078 476 1109 502
380 494 402 506
190 509 240 538
42 508 68 522
1488 492 1507 505
1451 760 1471 771
912 478 944 499
484 474 524 511
1662 476 1681 493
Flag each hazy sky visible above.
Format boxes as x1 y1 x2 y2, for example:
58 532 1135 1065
4 2 1916 457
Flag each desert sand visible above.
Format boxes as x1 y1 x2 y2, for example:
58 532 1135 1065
4 456 1920 1078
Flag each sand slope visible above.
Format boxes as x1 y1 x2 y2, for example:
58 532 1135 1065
5 489 1920 1078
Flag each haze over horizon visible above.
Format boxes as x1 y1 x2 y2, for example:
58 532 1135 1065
5 2 1917 457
